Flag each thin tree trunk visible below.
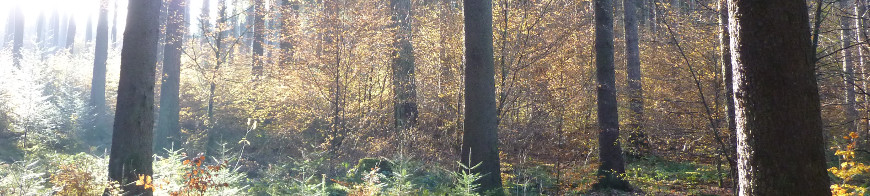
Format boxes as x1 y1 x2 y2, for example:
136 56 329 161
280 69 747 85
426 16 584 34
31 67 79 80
842 0 860 135
105 0 160 194
86 14 94 43
391 0 418 133
51 11 60 49
252 0 265 78
728 0 832 194
12 4 23 68
66 14 77 53
717 0 738 190
112 0 118 45
155 0 186 153
857 0 870 148
461 0 504 194
592 0 630 191
37 12 45 49
279 0 297 68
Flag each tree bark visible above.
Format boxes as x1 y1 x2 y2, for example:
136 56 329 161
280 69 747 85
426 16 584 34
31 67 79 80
106 0 160 194
155 0 186 154
592 0 630 191
623 0 646 158
391 0 418 134
728 0 832 194
90 0 111 146
841 0 860 135
461 0 504 194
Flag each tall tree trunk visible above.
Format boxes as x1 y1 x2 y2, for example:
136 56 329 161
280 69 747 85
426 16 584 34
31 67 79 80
857 0 870 148
717 0 738 190
391 0 418 135
91 0 111 146
623 0 646 158
728 0 832 194
106 0 160 194
155 0 186 153
12 4 23 68
252 0 265 78
842 0 860 135
204 0 225 158
592 0 630 191
855 0 870 149
461 0 503 194
66 14 77 53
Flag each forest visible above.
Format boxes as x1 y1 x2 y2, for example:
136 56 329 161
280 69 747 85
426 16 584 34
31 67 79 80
0 0 865 195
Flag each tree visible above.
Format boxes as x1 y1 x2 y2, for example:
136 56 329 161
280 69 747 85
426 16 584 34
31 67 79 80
623 0 646 158
279 0 297 68
66 14 77 53
51 11 61 49
87 14 94 43
391 0 418 135
728 0 831 194
252 0 265 77
461 0 503 194
105 0 160 194
717 0 737 188
592 0 630 191
90 0 111 146
155 0 187 152
12 4 23 68
841 0 860 135
112 0 118 45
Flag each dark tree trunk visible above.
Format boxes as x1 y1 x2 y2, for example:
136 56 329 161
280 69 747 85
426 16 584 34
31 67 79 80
12 5 23 68
105 0 160 194
623 0 646 158
841 0 860 135
592 0 630 191
252 0 264 77
91 0 111 146
156 0 186 153
717 0 737 189
391 0 418 133
728 0 832 194
461 0 503 194
66 14 77 53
